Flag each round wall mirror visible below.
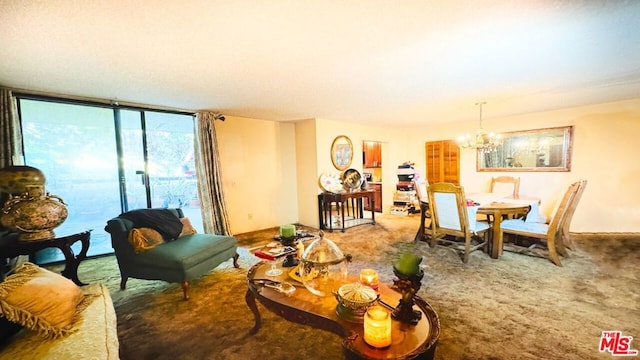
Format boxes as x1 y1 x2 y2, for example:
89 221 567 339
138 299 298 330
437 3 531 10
330 135 353 171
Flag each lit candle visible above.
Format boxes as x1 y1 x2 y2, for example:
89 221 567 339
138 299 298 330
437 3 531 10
359 268 379 290
364 305 392 348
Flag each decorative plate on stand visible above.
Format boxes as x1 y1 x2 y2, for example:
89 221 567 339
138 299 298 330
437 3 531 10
319 173 344 193
341 168 362 191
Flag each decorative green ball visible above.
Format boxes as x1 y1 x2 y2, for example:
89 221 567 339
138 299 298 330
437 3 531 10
394 252 423 276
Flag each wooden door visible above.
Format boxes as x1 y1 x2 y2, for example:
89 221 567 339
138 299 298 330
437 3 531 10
425 140 459 185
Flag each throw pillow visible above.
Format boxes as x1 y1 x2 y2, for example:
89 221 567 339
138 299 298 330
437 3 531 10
128 227 165 253
179 217 197 237
0 262 93 339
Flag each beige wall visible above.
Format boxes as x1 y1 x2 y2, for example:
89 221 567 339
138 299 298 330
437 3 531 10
294 119 319 228
215 116 298 235
403 98 640 233
216 99 640 234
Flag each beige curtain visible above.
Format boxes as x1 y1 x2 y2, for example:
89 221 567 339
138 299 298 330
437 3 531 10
0 88 24 167
194 111 231 235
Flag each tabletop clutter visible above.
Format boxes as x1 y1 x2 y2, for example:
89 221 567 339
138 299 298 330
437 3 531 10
252 227 428 350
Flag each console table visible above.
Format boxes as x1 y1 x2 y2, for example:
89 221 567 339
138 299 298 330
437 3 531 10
246 261 440 359
318 190 376 232
0 229 91 286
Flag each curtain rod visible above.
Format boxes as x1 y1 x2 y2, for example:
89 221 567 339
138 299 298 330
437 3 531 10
6 86 198 116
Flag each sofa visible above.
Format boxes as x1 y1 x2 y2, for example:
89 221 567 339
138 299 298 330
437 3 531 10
0 264 119 359
104 208 239 300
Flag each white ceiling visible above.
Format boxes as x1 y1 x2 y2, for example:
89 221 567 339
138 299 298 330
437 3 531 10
1 1 639 127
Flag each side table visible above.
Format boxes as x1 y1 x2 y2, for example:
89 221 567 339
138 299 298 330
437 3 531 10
318 190 376 232
0 230 92 286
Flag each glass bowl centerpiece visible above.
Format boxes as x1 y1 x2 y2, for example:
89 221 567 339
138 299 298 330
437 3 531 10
299 231 351 297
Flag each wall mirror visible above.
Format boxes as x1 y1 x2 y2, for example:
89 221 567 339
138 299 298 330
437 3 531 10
477 126 573 172
331 135 353 171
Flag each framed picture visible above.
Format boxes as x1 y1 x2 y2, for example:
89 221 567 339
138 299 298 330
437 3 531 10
331 135 353 171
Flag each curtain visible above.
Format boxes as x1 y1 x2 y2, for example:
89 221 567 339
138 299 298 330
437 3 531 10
194 111 231 235
0 88 24 167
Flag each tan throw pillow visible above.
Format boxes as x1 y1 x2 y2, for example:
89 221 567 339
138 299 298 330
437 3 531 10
0 262 92 339
179 217 197 237
128 227 165 253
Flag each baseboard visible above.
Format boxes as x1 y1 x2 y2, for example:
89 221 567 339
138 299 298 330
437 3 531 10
570 232 640 240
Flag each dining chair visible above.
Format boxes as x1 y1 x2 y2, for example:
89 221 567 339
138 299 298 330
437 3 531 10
556 179 588 252
490 176 521 197
412 180 432 242
426 182 490 263
484 176 522 223
498 180 586 266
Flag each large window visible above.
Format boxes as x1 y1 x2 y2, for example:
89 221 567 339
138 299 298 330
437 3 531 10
18 97 201 263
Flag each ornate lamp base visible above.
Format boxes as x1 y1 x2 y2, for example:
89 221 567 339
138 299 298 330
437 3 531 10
391 268 424 325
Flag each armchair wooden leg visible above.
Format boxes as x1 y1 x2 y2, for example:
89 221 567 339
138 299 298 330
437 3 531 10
232 252 240 268
181 281 190 300
120 276 128 290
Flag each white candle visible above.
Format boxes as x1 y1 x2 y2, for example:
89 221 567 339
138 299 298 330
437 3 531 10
364 305 392 348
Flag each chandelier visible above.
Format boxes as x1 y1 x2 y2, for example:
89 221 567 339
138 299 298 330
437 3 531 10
457 101 502 152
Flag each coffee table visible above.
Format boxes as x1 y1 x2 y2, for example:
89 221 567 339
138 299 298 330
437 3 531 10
245 261 440 359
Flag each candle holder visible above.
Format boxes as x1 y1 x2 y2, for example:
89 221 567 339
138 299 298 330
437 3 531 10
363 304 392 348
359 268 379 291
278 224 301 268
279 235 299 268
391 267 424 325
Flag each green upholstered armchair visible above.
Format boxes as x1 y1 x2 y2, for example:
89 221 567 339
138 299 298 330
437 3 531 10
104 208 239 300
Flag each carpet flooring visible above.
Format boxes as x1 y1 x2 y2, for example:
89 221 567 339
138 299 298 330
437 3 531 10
48 214 639 360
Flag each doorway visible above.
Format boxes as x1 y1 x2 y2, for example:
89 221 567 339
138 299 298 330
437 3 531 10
362 140 383 212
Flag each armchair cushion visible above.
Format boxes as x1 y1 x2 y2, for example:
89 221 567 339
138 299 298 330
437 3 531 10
130 233 236 271
501 219 548 235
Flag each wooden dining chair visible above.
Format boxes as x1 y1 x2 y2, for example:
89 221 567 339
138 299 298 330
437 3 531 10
485 176 522 223
490 176 521 197
412 180 432 242
426 182 490 263
556 179 588 253
498 180 586 266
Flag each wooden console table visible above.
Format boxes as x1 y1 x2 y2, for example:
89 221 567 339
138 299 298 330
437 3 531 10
318 190 376 232
246 262 440 359
0 229 91 286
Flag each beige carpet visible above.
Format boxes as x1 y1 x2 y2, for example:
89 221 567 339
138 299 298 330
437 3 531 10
48 214 639 360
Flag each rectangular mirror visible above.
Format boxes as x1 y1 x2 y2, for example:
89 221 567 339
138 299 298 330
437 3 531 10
477 126 573 172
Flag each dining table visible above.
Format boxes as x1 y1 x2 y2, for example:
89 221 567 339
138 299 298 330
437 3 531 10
469 193 541 259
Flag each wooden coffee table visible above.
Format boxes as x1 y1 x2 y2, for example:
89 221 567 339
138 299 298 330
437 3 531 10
245 262 440 359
